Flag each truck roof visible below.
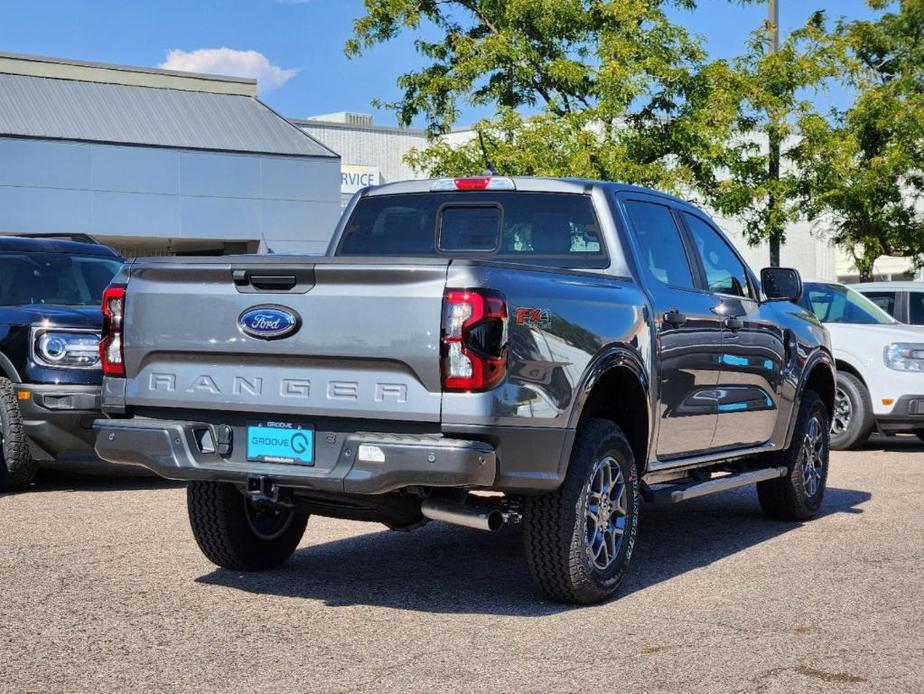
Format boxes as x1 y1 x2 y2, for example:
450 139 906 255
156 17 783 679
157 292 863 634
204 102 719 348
0 235 122 258
361 176 694 207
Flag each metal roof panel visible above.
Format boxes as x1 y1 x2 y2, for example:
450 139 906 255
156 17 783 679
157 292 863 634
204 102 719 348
0 73 337 158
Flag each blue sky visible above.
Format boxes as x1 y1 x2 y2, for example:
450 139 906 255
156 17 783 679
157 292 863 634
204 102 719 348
0 0 882 128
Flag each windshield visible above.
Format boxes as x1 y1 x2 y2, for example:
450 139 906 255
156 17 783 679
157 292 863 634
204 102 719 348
800 282 897 325
0 252 122 306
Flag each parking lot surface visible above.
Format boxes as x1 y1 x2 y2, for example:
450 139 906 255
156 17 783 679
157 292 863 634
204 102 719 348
1 440 922 693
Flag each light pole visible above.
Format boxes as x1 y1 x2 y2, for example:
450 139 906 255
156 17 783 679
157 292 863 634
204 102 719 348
768 0 781 267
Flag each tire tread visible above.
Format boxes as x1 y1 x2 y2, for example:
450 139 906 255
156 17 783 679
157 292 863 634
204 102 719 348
0 377 37 492
187 481 307 571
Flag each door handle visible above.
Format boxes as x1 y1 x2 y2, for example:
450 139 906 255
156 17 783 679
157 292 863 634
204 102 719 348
663 308 687 327
723 316 744 331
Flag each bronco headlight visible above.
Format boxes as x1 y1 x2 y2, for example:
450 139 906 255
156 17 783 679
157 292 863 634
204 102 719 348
31 328 101 369
883 343 924 372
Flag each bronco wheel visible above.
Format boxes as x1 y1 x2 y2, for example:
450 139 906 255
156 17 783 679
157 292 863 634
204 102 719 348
522 418 639 604
829 371 873 450
758 390 829 521
187 481 308 570
0 377 37 492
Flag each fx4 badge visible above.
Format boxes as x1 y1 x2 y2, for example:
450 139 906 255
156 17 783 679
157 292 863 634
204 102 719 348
515 307 551 328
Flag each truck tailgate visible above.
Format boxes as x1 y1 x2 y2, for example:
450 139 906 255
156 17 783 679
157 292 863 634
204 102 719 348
121 257 448 422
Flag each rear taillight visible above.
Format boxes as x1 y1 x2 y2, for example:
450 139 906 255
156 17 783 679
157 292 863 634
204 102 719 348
441 289 507 392
100 285 126 377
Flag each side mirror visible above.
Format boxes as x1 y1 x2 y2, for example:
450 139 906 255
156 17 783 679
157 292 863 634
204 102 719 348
760 267 803 303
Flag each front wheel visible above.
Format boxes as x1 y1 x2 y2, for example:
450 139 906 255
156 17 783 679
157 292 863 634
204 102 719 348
187 481 308 570
522 419 640 604
758 390 829 521
829 372 873 450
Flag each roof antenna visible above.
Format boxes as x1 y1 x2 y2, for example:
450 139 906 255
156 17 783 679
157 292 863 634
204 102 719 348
477 129 499 176
260 231 275 254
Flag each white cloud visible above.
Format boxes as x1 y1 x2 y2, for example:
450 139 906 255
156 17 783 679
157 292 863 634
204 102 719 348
160 48 298 94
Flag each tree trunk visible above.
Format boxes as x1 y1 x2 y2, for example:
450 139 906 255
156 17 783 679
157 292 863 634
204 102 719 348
855 253 877 282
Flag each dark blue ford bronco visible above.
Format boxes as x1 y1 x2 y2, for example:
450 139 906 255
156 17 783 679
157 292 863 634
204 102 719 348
0 236 122 491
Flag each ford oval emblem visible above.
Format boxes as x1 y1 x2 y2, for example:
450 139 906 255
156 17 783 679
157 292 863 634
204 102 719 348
238 305 301 340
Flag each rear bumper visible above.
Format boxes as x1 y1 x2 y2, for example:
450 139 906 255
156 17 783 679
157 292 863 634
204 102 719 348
18 384 101 460
876 394 924 433
94 417 497 494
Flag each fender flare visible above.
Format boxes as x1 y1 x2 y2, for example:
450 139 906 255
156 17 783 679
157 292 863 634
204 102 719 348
785 347 835 447
798 347 836 401
0 352 22 383
566 345 653 460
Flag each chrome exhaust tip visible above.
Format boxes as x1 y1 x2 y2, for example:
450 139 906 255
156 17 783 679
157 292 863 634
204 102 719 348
420 496 506 532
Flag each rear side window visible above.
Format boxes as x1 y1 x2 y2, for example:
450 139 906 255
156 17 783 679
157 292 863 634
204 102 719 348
862 291 897 317
338 192 607 268
623 200 694 289
910 292 924 325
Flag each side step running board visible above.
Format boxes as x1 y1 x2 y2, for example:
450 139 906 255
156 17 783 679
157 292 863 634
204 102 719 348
643 466 788 504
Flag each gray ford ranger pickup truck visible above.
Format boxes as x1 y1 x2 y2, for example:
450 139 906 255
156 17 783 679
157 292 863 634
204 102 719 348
94 176 835 604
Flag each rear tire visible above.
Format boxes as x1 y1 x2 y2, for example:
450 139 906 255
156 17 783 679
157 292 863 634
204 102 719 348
829 371 873 450
758 390 829 521
0 378 37 492
187 481 308 570
522 419 640 604
914 429 924 444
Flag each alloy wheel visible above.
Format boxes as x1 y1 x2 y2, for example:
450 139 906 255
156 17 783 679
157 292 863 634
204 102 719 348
831 387 852 437
585 455 628 570
800 415 826 498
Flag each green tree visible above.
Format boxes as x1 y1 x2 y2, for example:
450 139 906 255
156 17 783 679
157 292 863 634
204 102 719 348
696 12 840 264
794 0 924 281
347 0 753 191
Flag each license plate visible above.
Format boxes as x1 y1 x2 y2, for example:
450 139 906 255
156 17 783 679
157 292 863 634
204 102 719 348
246 422 314 465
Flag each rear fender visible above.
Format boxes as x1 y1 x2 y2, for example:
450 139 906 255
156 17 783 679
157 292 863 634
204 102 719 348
562 345 653 471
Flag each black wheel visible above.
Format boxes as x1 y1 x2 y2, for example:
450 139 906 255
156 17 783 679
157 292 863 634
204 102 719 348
0 377 37 492
758 390 829 521
187 481 308 570
522 418 640 604
829 371 873 450
914 429 924 444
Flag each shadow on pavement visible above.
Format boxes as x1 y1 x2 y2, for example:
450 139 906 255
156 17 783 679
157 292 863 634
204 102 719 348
197 485 870 616
22 467 182 494
859 434 924 453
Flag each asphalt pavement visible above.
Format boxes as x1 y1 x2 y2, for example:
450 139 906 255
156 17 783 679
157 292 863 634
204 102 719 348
1 438 922 693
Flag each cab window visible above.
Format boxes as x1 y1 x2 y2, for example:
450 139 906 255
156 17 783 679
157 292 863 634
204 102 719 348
862 291 897 318
623 200 694 289
909 292 924 325
683 213 751 298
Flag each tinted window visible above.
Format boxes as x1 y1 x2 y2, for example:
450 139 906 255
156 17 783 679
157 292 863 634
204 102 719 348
623 201 693 288
909 292 924 325
683 213 750 297
799 283 895 325
338 192 607 268
0 253 122 306
862 291 897 317
438 206 500 252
